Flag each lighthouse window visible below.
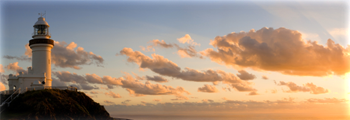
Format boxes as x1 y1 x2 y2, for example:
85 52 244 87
35 25 48 35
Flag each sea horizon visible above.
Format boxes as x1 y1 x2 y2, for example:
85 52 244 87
111 112 350 120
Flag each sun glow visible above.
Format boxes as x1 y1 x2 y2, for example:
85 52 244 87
346 72 350 115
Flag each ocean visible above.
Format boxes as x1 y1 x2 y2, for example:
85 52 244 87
111 113 350 120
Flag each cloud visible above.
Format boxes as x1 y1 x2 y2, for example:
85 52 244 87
24 43 32 57
105 91 122 98
198 84 219 93
5 62 27 74
236 70 256 80
90 91 99 94
85 73 104 84
51 78 66 86
202 99 214 103
79 83 99 90
0 65 7 86
218 70 256 92
139 39 203 58
122 79 190 98
0 74 9 85
19 42 104 70
53 71 87 83
171 95 189 101
262 75 268 80
276 81 328 94
201 27 350 76
100 86 109 90
307 98 347 103
3 55 31 62
304 83 329 94
153 99 161 102
0 64 4 73
222 87 231 92
118 48 256 92
270 89 277 94
248 91 259 95
104 100 115 105
0 82 6 91
140 46 155 52
150 39 175 48
177 45 203 59
122 99 131 105
177 34 200 46
145 75 168 83
53 71 190 98
51 41 104 69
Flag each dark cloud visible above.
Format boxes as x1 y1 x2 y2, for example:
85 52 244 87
307 98 347 103
276 81 329 94
79 83 99 90
104 100 115 105
53 71 190 98
90 91 99 94
248 91 259 95
3 55 32 62
202 27 350 76
51 78 67 86
236 70 256 80
0 74 9 85
146 75 168 83
50 42 104 69
118 48 257 93
202 99 214 103
0 65 8 85
53 71 87 83
122 99 131 105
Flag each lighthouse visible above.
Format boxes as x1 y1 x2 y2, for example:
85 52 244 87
29 16 54 86
8 15 54 91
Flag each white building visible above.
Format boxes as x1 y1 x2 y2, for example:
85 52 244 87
8 16 54 91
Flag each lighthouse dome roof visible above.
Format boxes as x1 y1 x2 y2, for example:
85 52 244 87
34 17 49 27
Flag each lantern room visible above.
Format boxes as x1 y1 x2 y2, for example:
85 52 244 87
32 17 51 38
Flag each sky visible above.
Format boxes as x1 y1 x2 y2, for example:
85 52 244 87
1 0 350 119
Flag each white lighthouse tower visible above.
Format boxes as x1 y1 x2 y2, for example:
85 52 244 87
7 15 54 91
29 15 54 86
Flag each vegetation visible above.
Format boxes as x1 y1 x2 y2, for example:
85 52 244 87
1 89 114 120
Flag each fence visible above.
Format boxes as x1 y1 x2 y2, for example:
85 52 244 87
0 88 21 108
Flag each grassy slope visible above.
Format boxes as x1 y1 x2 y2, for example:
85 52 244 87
1 89 112 120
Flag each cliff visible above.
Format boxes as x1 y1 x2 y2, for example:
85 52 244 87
1 89 117 120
